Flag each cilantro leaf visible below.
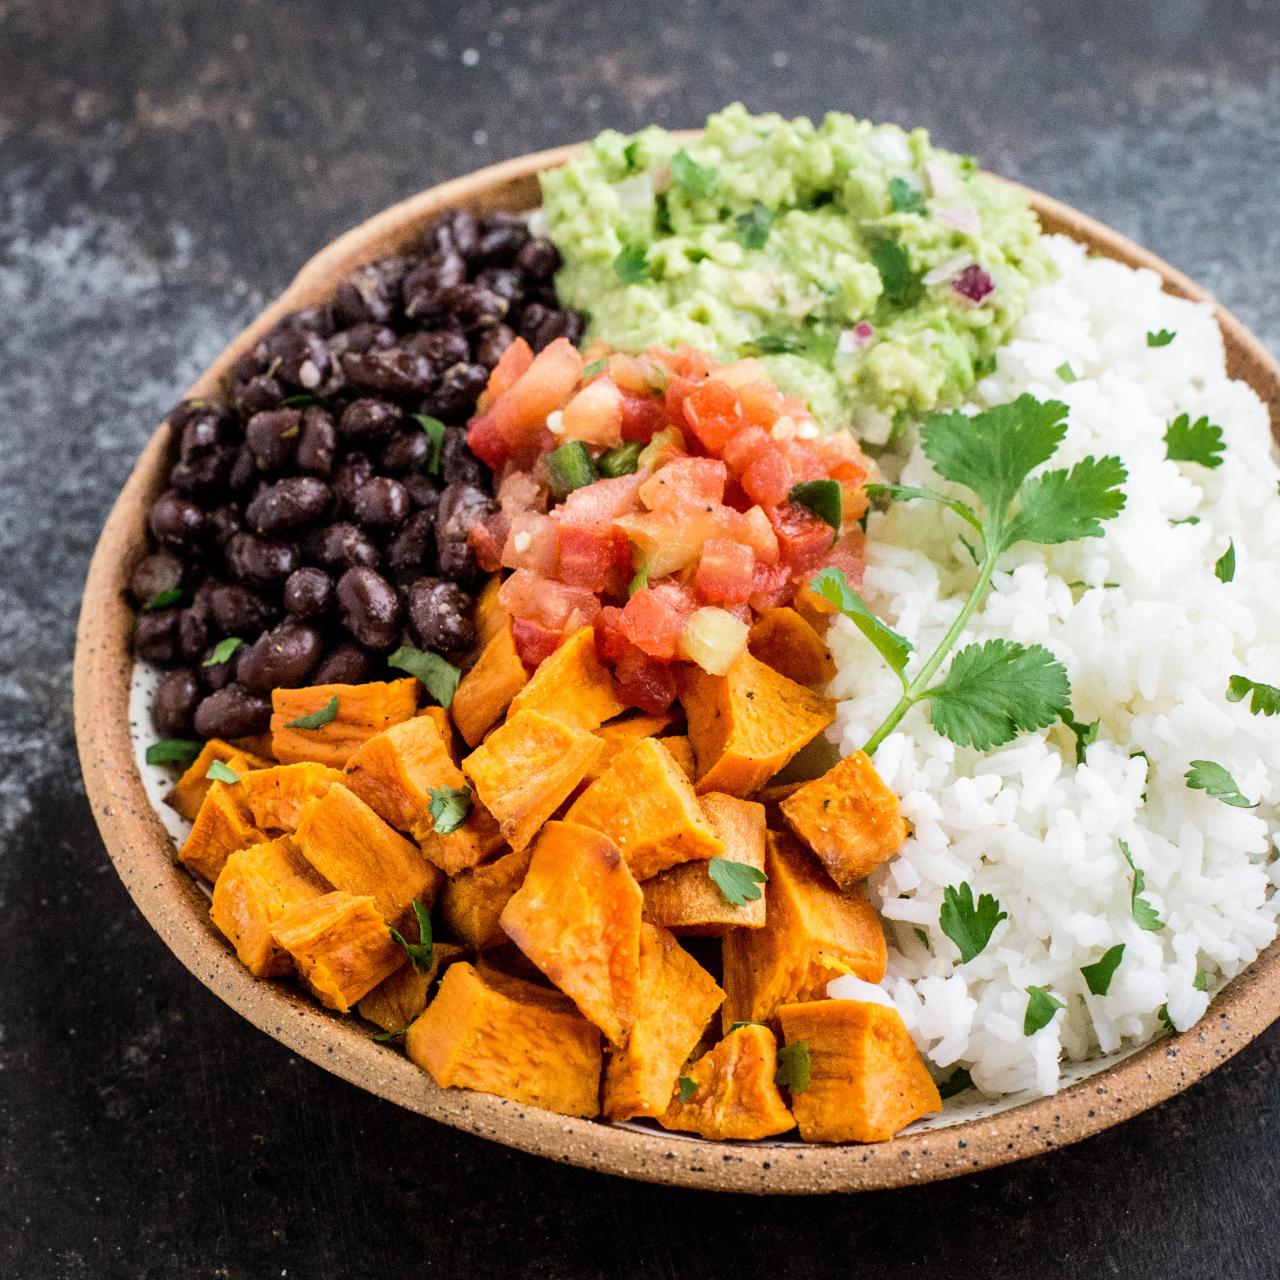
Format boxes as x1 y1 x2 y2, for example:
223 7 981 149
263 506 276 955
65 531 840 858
428 784 471 835
1146 329 1176 348
1214 540 1236 583
1055 362 1078 384
1081 943 1125 995
142 587 183 612
613 244 650 284
922 640 1071 751
734 200 774 249
676 1076 698 1103
145 738 202 768
788 478 842 532
939 882 1007 963
774 1041 811 1094
1164 414 1225 468
1185 759 1256 808
203 636 243 668
412 414 446 476
938 1067 973 1100
1157 1003 1173 1030
387 899 434 973
1060 708 1099 765
205 759 241 785
671 148 717 198
1023 986 1065 1035
864 481 984 535
871 239 913 303
708 856 768 907
1194 968 1210 992
628 560 650 597
745 331 805 355
372 1025 409 1043
1119 840 1164 931
1226 674 1280 716
921 395 1070 524
1003 455 1128 550
580 357 608 379
281 392 336 411
728 1021 765 1033
810 567 913 681
388 645 461 708
888 176 927 214
284 694 339 730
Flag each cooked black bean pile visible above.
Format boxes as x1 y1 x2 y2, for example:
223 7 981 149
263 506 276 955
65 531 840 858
131 207 584 743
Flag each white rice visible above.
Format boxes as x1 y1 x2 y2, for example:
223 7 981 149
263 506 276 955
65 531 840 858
827 235 1280 1097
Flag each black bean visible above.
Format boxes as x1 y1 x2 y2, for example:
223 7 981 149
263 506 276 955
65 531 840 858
341 347 435 396
350 477 410 531
476 267 525 306
424 362 489 422
255 325 332 390
474 222 530 268
281 302 336 338
385 509 436 586
128 552 184 606
153 668 203 737
302 521 381 572
209 583 277 635
245 475 331 533
516 236 562 280
338 397 401 444
295 407 337 476
228 445 257 496
408 576 475 653
403 474 442 513
189 578 221 622
336 566 402 650
311 641 377 686
441 426 487 486
170 447 233 503
527 307 583 352
206 505 242 547
403 329 469 367
176 608 210 664
168 398 227 435
246 409 302 473
226 531 298 588
438 283 508 332
328 322 396 358
149 491 207 551
234 373 285 416
334 255 413 326
434 481 495 583
282 567 334 619
473 323 516 370
379 429 430 476
199 640 239 690
134 609 180 665
193 685 272 739
236 621 324 693
177 412 223 462
402 251 467 311
517 302 551 346
424 208 480 259
232 351 266 383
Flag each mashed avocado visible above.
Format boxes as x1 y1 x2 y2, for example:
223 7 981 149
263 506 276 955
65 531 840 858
540 104 1053 437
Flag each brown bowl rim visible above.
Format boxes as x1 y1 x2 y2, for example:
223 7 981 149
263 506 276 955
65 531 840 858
73 140 1280 1195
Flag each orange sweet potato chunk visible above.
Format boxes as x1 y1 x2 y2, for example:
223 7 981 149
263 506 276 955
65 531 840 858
451 619 528 748
270 891 404 1013
178 781 268 882
472 574 509 651
780 750 908 890
462 709 603 852
777 999 942 1142
658 735 697 781
406 961 602 1118
749 607 837 686
565 737 723 880
439 845 532 949
358 941 466 1032
499 820 642 1046
166 739 272 822
657 1023 795 1140
239 762 345 832
642 793 767 935
416 705 460 761
210 835 330 976
583 710 679 784
678 652 835 797
270 679 419 768
603 923 724 1120
721 830 887 1030
292 783 442 924
508 625 626 731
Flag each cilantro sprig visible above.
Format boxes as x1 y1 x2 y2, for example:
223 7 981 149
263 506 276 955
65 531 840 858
1023 985 1065 1036
1164 413 1224 468
774 1041 812 1094
1227 675 1280 716
708 857 767 907
1185 759 1256 808
428 784 471 835
387 900 434 973
823 395 1127 754
939 882 1007 963
1081 943 1125 996
1119 840 1164 931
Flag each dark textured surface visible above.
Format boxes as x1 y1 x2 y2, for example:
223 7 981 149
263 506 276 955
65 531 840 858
3 0 1279 1275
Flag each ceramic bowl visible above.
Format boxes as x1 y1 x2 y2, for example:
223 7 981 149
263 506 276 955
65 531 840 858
74 141 1280 1194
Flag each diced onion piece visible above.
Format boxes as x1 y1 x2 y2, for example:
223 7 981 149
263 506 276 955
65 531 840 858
936 205 980 234
922 252 974 287
924 157 958 199
678 606 749 676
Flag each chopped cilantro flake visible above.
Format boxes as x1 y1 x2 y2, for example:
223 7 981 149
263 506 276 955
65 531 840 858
939 882 1007 963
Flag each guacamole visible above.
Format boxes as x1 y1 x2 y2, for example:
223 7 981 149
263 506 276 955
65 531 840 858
540 104 1053 438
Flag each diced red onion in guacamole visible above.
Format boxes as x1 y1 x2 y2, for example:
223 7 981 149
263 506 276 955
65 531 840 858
952 264 995 304
936 205 980 234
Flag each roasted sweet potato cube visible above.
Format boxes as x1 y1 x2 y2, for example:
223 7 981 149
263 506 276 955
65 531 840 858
499 820 642 1046
210 835 330 976
583 710 679 784
603 924 724 1120
439 845 532 949
230 732 276 761
270 891 404 1013
451 619 528 748
406 961 602 1118
642 793 767 935
657 1023 795 1140
777 999 942 1142
416 705 460 761
462 709 603 852
472 574 508 651
678 652 835 797
239 762 345 832
748 607 837 686
721 830 887 1029
178 780 268 882
780 750 908 889
271 678 419 768
292 783 442 924
166 739 272 822
357 941 466 1032
658 735 697 781
565 737 723 880
508 626 626 731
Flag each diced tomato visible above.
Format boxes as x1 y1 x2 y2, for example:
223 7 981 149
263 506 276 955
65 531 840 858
466 412 509 470
468 515 507 575
815 527 866 588
501 512 559 576
469 338 584 468
728 504 780 564
496 468 546 517
741 448 793 508
613 644 679 714
747 559 793 612
561 377 624 446
638 456 728 511
511 617 563 669
616 503 724 578
618 391 668 443
769 501 836 575
681 379 742 454
738 377 785 428
498 568 600 631
479 337 534 410
593 606 631 664
557 522 632 594
659 346 714 380
620 586 688 660
559 473 646 526
694 537 756 605
713 359 770 391
720 423 772 473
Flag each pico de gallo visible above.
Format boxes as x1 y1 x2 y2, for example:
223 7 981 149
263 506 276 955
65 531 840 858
465 337 874 712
